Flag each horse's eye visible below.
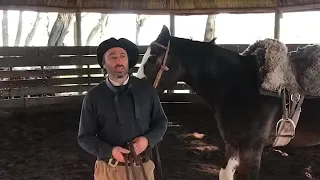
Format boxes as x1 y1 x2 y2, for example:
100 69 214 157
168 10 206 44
149 56 157 64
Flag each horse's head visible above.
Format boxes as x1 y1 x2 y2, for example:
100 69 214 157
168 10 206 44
136 25 184 93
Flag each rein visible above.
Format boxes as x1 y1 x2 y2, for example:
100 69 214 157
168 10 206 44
123 141 148 180
151 41 171 88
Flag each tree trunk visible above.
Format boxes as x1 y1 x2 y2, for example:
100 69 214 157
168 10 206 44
136 15 149 44
25 12 42 46
86 14 108 46
47 13 75 46
204 15 216 42
2 10 8 46
100 14 109 42
14 11 23 46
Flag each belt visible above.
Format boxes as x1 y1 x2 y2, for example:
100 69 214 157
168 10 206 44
106 141 149 180
107 154 150 166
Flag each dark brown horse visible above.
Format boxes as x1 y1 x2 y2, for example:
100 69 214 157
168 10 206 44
136 25 320 180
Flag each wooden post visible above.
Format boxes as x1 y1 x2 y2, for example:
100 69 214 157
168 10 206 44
75 10 83 95
75 11 82 46
167 14 175 94
170 14 175 36
274 9 282 39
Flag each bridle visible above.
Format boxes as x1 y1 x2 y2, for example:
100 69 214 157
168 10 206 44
150 40 171 88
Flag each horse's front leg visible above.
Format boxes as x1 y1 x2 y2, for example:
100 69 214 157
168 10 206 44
219 143 240 180
235 143 264 180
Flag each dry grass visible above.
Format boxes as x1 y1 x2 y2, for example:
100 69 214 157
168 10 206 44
1 0 320 13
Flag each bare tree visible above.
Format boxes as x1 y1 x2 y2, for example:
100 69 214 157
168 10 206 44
204 15 216 42
25 12 42 46
48 13 75 46
136 15 149 44
14 11 23 46
85 14 109 46
2 10 8 46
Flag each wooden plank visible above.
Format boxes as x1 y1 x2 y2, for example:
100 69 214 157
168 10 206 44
0 68 102 78
0 55 145 67
0 44 310 68
0 93 202 110
24 95 83 108
0 82 191 97
0 56 96 67
0 76 105 89
0 46 148 57
38 46 149 56
0 47 39 57
8 85 96 97
0 88 10 98
0 98 25 109
38 46 97 56
159 93 201 103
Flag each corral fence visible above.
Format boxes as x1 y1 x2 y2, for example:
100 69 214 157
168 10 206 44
0 43 310 112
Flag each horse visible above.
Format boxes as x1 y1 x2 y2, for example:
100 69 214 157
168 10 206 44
135 25 320 180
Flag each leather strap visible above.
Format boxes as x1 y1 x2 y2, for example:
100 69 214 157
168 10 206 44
123 141 148 180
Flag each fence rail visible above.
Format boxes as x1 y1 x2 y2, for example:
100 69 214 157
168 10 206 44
0 43 311 110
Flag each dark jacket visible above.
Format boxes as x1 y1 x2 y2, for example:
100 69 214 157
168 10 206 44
77 76 168 160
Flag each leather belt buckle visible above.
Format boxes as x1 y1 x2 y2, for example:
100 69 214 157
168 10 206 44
108 157 119 167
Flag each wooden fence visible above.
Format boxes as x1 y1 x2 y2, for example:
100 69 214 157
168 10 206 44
0 43 310 111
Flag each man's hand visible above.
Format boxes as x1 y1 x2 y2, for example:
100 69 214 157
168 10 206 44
133 136 149 155
112 146 130 162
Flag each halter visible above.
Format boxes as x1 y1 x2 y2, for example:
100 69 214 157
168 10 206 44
150 40 171 88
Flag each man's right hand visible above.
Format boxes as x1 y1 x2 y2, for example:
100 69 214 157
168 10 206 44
112 146 130 162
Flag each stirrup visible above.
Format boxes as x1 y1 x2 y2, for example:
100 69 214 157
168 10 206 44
275 118 296 138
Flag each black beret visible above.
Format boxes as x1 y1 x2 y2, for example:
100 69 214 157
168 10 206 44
97 38 139 69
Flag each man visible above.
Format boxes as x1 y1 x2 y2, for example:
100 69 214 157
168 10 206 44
77 37 168 180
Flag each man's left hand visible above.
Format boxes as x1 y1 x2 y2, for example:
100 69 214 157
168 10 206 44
133 136 148 155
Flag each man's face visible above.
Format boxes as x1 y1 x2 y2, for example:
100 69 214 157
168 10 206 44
103 47 129 78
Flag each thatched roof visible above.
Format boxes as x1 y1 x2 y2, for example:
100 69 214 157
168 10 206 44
1 0 320 14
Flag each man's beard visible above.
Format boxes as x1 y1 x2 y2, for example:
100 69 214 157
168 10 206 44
114 64 128 78
115 71 128 78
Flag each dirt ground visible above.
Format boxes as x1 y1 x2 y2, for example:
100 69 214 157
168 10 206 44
1 103 320 180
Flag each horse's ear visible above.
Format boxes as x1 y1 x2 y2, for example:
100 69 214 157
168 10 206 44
209 37 217 44
156 25 171 41
161 25 170 35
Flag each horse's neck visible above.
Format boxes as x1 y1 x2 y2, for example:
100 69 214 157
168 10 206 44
182 46 259 104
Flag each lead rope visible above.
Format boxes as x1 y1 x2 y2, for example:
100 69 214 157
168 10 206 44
124 141 148 180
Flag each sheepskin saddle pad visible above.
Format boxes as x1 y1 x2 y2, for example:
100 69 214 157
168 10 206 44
241 38 320 97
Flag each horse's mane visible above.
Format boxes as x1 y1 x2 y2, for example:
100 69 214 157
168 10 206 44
171 36 249 79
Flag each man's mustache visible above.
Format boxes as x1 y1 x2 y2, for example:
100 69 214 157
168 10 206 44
115 64 124 68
